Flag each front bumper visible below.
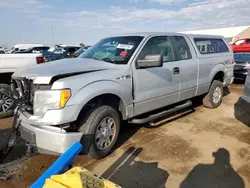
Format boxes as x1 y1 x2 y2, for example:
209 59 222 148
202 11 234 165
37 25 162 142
18 111 83 155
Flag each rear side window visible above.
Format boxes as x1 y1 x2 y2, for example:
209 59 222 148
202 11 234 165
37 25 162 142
246 39 250 44
194 38 229 54
174 36 192 60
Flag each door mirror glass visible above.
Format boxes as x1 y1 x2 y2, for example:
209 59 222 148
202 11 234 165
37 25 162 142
136 54 163 69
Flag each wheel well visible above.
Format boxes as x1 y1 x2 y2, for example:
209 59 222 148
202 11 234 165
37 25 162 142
78 94 126 122
213 71 224 83
0 73 13 85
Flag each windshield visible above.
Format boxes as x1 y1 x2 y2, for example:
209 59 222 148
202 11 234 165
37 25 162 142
80 36 144 64
8 47 18 53
234 53 250 62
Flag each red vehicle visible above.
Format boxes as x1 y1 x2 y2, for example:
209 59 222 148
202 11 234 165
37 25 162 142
231 38 250 53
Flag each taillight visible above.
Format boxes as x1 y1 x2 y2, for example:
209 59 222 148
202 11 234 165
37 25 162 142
36 57 45 64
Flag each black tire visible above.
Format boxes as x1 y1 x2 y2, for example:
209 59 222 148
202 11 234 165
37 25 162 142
0 84 16 119
203 80 223 109
78 105 120 159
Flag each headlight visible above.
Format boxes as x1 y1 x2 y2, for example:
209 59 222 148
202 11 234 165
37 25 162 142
34 89 71 116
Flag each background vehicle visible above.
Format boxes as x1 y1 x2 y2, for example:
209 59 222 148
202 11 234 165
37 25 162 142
233 53 250 81
231 38 250 53
41 50 63 62
242 72 250 104
7 44 46 53
71 46 91 58
12 33 234 159
15 46 50 53
53 45 81 58
0 53 46 118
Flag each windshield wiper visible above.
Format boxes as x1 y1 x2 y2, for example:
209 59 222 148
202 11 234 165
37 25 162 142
102 58 116 64
92 57 104 61
91 57 116 64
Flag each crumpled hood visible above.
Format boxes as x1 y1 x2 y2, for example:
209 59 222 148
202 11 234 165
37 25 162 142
12 58 115 84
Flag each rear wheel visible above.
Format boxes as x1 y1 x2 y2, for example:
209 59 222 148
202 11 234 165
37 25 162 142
0 84 15 119
203 80 223 109
78 105 120 159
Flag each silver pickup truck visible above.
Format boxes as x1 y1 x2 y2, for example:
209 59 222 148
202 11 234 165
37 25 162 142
12 32 234 159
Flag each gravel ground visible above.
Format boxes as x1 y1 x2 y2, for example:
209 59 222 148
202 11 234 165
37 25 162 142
0 83 249 188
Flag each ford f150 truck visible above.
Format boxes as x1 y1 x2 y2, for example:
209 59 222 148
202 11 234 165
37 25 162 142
0 53 45 118
12 32 234 159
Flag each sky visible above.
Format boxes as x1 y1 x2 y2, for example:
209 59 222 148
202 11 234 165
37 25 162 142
0 0 250 47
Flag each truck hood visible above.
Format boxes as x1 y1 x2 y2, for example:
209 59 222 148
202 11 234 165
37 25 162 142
12 58 115 84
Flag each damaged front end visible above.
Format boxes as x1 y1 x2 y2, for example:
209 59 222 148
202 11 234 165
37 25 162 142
0 78 40 163
12 78 34 114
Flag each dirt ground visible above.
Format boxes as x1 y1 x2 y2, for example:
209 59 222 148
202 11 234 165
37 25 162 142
0 83 249 188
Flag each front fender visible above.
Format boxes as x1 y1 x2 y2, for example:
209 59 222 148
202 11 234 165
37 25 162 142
66 80 133 119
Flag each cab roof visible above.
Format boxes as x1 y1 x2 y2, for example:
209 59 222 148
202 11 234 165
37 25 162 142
113 32 224 39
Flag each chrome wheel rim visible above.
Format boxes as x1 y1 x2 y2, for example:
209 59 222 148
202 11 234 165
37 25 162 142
213 86 222 104
95 117 116 150
0 93 14 112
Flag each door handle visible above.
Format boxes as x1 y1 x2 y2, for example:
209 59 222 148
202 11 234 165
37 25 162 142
173 67 180 75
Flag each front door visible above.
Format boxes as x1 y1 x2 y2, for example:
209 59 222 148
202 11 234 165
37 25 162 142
132 36 180 116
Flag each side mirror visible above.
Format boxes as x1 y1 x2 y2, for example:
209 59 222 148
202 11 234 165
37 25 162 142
136 55 163 69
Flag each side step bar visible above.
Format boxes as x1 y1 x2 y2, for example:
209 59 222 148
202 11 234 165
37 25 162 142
130 100 192 124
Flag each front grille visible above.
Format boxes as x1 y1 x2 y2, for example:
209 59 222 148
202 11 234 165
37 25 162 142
11 78 52 114
11 78 34 113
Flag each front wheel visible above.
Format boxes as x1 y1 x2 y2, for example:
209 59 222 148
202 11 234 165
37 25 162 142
78 105 120 159
203 80 223 109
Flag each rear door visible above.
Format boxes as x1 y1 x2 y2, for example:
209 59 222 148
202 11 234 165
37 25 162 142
132 35 180 116
173 35 198 101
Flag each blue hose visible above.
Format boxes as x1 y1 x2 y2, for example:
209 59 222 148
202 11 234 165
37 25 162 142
30 142 83 188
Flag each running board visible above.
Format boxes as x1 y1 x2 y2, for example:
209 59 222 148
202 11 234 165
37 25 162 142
130 100 192 124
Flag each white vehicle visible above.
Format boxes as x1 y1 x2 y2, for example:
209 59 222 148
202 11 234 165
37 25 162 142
0 53 46 118
8 44 45 53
